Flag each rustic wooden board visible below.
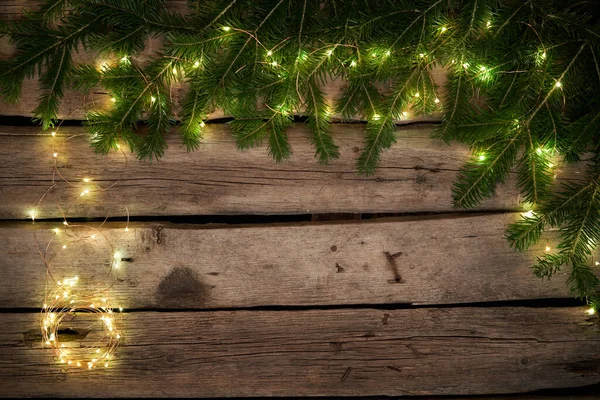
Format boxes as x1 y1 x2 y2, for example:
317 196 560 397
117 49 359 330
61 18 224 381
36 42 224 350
0 213 577 309
0 125 586 218
0 307 598 397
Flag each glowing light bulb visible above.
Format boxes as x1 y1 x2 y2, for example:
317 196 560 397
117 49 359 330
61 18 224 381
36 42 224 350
401 111 408 118
116 144 120 149
267 50 272 56
463 63 469 69
53 228 59 234
385 50 391 56
587 307 596 315
350 60 357 67
441 26 447 33
372 114 380 120
119 307 123 312
271 61 278 67
478 154 486 161
62 244 67 249
121 56 128 63
51 131 56 137
150 96 156 103
479 66 486 71
371 53 377 58
536 148 543 155
29 211 36 221
549 162 554 168
541 52 547 59
90 304 95 308
91 234 96 239
326 49 333 56
545 245 551 252
419 53 425 58
193 61 200 68
111 97 116 103
555 81 562 88
595 261 599 266
76 362 81 367
63 221 68 226
124 227 129 232
486 21 492 28
104 362 109 368
414 92 420 97
116 334 121 339
53 152 58 158
83 178 90 183
222 26 231 31
434 98 440 104
200 121 206 128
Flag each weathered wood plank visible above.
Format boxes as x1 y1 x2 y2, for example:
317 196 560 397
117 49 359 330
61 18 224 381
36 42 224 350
0 125 586 218
0 307 598 397
0 214 578 309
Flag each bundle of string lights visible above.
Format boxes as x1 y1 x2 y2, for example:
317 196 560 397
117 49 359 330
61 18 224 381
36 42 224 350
33 127 130 370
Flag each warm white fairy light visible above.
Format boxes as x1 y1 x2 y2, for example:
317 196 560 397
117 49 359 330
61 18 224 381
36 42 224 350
587 307 596 316
150 96 156 103
36 126 130 372
478 154 486 161
434 98 440 104
545 245 552 252
41 283 122 370
193 61 200 68
555 81 562 88
350 60 357 67
222 26 231 31
267 50 272 56
271 61 278 67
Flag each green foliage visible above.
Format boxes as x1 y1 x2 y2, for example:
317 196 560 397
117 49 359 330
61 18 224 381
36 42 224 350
2 0 600 302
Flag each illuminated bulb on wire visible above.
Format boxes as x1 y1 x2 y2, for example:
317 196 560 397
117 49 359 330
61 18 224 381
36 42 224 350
372 114 380 120
271 61 278 67
193 61 200 68
53 152 58 158
222 26 231 31
53 228 59 234
63 221 68 226
555 81 562 88
541 52 547 59
120 56 128 63
545 245 551 252
536 148 543 155
91 234 96 239
385 50 391 56
83 178 90 183
486 21 492 28
478 154 486 161
401 111 408 118
463 63 469 69
414 92 420 97
434 98 440 104
267 50 272 56
62 245 67 249
150 96 156 103
419 53 425 58
350 60 357 67
124 227 129 232
51 131 56 137
326 49 333 56
200 121 206 128
110 97 116 103
441 26 447 33
587 307 596 316
595 261 599 266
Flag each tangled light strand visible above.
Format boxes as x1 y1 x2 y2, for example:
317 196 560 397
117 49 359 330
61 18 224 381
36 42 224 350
33 125 130 370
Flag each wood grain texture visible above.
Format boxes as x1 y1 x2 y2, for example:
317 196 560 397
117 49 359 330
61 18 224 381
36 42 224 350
0 125 587 218
0 213 577 309
1 307 598 397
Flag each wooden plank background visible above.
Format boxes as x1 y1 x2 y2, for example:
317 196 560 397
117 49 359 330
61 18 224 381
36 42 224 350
0 1 599 398
0 215 572 309
0 125 588 219
1 308 599 397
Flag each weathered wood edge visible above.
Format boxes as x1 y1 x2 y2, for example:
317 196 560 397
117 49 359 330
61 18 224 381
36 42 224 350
0 307 598 397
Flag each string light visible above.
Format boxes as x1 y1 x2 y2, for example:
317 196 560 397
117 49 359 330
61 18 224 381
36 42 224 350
222 26 231 31
35 126 130 372
440 26 447 33
555 81 562 88
150 96 156 103
200 121 206 128
545 245 552 252
41 283 122 370
587 307 596 316
267 50 272 56
434 98 440 104
271 61 278 67
193 61 200 68
111 97 116 103
478 154 486 161
350 60 357 67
